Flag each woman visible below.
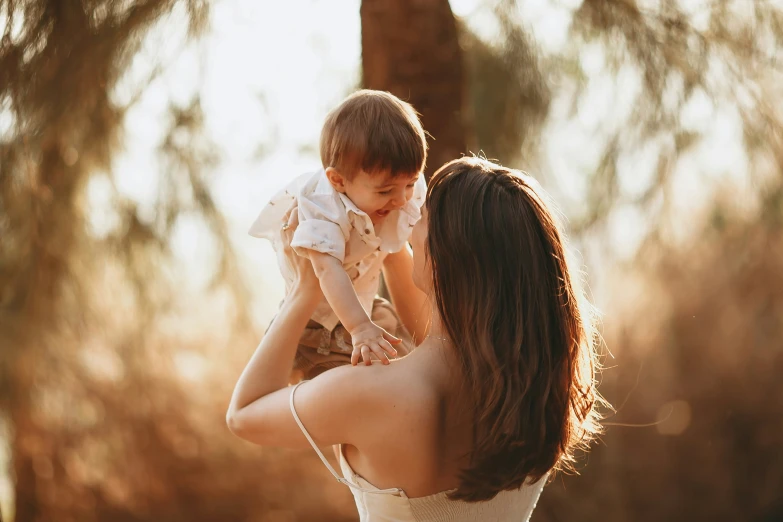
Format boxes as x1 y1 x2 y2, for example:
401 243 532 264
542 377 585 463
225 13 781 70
227 157 603 521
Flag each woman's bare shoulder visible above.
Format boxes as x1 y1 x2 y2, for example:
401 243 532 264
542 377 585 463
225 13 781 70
312 355 442 432
317 354 438 402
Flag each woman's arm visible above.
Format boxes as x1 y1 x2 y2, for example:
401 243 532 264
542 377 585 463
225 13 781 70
382 245 430 343
226 278 397 449
226 210 394 448
227 283 320 417
226 288 390 448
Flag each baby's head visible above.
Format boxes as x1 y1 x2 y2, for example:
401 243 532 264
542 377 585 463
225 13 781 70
320 90 427 223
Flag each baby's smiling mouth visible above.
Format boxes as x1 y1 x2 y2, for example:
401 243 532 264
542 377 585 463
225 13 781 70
375 209 391 218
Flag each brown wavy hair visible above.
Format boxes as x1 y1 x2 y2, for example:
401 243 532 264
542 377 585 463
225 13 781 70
426 157 603 502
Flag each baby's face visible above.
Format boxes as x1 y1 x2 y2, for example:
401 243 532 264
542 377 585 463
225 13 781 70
334 169 421 224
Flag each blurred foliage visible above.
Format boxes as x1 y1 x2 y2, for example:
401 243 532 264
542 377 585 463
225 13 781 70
0 0 782 521
0 1 292 521
467 0 782 236
568 0 783 234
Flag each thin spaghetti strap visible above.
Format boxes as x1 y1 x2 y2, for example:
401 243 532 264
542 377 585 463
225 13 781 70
289 381 345 482
289 381 401 495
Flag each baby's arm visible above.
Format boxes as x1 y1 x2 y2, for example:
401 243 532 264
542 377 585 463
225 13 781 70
309 251 400 365
382 245 430 344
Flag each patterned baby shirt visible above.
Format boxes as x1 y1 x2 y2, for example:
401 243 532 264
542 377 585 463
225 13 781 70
249 169 427 331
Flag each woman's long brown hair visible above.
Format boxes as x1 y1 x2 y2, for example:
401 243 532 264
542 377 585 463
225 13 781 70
426 157 603 502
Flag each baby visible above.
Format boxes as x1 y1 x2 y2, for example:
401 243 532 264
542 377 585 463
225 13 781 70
249 90 428 378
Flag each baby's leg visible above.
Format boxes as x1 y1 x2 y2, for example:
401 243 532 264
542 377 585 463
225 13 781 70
292 299 415 380
293 345 352 380
293 320 352 381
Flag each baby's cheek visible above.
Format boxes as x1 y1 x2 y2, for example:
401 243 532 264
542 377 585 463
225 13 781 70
355 192 374 211
370 192 385 206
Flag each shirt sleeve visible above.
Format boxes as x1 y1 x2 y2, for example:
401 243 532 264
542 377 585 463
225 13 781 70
248 189 295 240
248 172 317 240
291 192 350 262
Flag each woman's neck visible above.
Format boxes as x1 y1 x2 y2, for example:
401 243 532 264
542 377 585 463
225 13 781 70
425 309 449 343
415 308 461 374
417 306 474 422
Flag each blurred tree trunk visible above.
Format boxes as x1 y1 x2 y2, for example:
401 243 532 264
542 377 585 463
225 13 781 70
360 0 468 179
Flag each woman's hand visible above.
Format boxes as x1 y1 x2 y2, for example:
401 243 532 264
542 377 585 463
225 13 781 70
279 204 322 304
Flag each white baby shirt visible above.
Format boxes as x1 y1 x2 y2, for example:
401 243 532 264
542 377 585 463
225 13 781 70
249 169 427 331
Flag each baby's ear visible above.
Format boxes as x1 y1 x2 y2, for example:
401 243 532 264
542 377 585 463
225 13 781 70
325 167 347 193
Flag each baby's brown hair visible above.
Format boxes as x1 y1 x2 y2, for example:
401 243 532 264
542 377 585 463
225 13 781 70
319 90 427 179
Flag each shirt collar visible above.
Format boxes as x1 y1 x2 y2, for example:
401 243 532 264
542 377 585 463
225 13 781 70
314 169 377 235
315 169 427 240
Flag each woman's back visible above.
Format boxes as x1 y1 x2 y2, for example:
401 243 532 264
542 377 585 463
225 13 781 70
338 446 545 522
340 341 471 497
290 346 548 521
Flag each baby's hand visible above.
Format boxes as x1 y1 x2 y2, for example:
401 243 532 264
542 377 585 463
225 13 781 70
349 321 401 366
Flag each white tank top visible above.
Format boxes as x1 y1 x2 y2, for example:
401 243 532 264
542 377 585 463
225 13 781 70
289 381 547 522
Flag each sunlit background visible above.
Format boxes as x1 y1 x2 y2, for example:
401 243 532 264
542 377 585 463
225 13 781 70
1 0 782 520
